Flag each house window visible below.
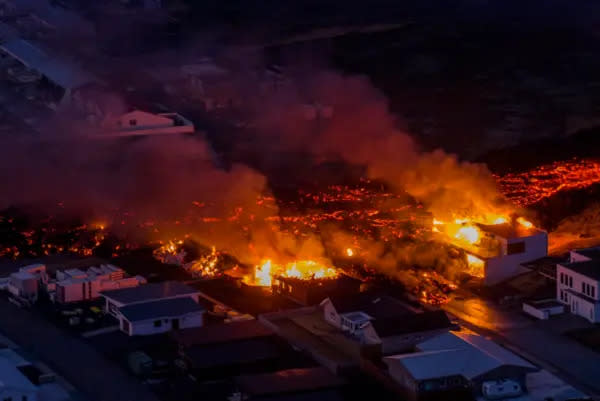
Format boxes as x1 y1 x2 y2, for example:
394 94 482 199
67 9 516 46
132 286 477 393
560 273 564 284
569 276 573 288
23 395 28 401
592 286 596 298
507 242 526 254
154 320 162 327
129 119 137 126
583 282 587 294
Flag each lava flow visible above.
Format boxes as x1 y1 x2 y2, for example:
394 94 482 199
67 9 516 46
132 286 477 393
496 158 600 206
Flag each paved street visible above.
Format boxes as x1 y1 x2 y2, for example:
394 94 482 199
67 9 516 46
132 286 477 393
0 299 159 401
444 293 600 398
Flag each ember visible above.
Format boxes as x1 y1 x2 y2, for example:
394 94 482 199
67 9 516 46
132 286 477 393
153 240 186 265
184 246 221 278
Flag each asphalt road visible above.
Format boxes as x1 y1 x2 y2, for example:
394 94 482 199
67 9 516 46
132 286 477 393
0 299 159 401
443 293 600 398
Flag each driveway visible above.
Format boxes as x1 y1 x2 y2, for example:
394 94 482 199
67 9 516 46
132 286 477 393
443 294 600 398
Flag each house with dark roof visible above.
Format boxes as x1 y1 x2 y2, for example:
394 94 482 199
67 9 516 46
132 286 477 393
320 295 453 355
118 297 205 336
101 281 203 335
557 247 600 322
233 367 345 401
384 331 538 401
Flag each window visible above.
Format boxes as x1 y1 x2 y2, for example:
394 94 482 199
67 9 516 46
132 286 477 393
592 286 596 298
153 320 162 327
23 396 28 401
4 397 12 401
507 242 526 255
582 282 586 294
569 276 573 288
560 273 564 284
129 119 137 126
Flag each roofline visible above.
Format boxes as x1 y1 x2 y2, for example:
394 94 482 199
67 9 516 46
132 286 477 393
122 309 205 323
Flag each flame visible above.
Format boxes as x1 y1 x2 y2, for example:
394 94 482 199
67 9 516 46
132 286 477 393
517 217 533 228
346 248 354 257
186 246 221 277
253 260 272 286
454 225 480 244
466 254 485 278
246 259 339 287
493 216 507 224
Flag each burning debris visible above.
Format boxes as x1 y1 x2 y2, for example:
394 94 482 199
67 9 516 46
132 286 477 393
152 239 186 265
244 259 339 287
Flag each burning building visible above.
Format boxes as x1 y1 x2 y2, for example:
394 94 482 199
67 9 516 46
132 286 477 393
447 220 548 285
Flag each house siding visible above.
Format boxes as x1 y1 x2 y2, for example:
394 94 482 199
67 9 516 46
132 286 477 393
127 312 204 336
556 264 600 323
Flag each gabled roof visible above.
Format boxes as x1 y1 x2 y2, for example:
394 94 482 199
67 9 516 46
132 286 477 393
234 367 345 396
371 310 452 337
101 281 197 304
402 331 536 380
119 297 204 322
386 349 470 380
171 319 273 348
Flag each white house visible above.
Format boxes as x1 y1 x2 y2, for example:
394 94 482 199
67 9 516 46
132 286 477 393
0 354 38 401
55 264 146 304
101 281 203 336
556 247 600 323
99 110 195 137
469 223 548 285
118 297 205 336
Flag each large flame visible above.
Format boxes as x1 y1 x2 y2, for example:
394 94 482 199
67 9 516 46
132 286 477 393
245 259 339 287
466 254 485 278
186 246 221 278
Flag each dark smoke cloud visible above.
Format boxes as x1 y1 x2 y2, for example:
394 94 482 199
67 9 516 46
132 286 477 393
244 70 514 220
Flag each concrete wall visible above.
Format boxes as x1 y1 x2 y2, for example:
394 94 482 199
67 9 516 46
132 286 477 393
557 264 600 323
126 312 204 336
484 232 548 285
